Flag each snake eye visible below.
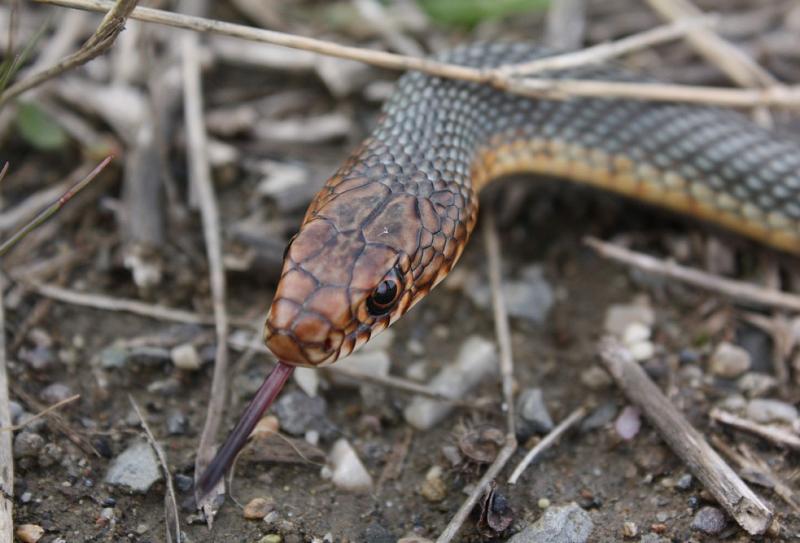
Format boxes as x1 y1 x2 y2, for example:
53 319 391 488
366 269 401 316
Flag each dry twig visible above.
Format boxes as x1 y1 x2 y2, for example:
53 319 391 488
710 408 800 452
508 406 587 485
0 394 79 432
33 0 800 109
436 212 519 543
0 278 12 543
599 337 772 535
0 0 138 108
585 237 800 312
182 31 231 523
129 396 181 543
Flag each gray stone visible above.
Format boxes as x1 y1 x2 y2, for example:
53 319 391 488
508 502 593 543
274 390 334 437
516 388 554 438
13 432 45 459
639 535 669 543
362 522 394 543
40 383 73 404
737 372 778 398
466 265 554 324
676 473 693 490
709 342 750 378
604 304 654 336
691 506 726 535
20 346 57 371
104 440 162 492
580 402 618 432
745 398 798 425
9 401 23 425
165 410 188 436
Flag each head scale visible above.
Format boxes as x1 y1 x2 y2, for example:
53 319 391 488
264 167 474 367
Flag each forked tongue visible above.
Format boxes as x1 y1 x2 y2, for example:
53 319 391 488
194 361 295 501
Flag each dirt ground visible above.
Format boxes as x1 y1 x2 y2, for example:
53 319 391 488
3 0 800 542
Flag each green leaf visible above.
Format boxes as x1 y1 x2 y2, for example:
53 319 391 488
15 102 68 151
418 0 550 26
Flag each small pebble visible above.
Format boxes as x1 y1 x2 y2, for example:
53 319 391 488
174 473 193 493
257 535 282 543
691 506 726 535
166 410 188 436
537 498 550 509
9 401 23 424
404 336 497 430
275 390 335 437
20 491 32 504
170 343 201 371
363 522 395 543
745 398 798 425
293 367 320 397
737 372 777 397
40 382 73 404
21 346 57 371
104 440 162 492
16 524 45 543
604 304 654 336
580 402 618 432
709 342 751 378
419 466 447 502
623 322 651 344
243 497 274 520
516 388 554 438
13 432 45 459
676 474 693 490
628 341 655 361
580 366 612 390
507 502 593 543
327 438 373 492
615 406 642 441
622 521 638 538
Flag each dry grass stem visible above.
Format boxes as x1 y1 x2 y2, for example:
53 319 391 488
129 396 181 543
0 0 138 108
182 31 230 522
599 337 772 535
508 406 586 485
501 16 716 76
483 212 516 434
33 0 800 109
0 279 12 543
0 394 79 432
26 280 255 328
585 237 800 312
710 408 800 451
436 436 516 543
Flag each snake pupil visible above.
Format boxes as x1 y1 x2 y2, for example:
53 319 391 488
366 272 400 316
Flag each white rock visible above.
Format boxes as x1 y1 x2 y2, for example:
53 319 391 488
629 341 655 361
170 344 201 371
604 304 654 336
709 342 751 379
623 322 651 344
404 336 497 430
746 398 798 425
294 367 320 397
327 438 373 492
737 373 777 398
405 360 428 381
330 349 391 387
580 366 612 390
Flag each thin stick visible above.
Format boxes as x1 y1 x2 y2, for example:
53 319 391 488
710 408 800 452
435 436 516 543
501 16 717 77
226 335 491 409
182 30 231 522
0 394 79 432
0 156 112 256
0 278 12 543
599 337 772 535
25 280 257 328
585 237 800 312
436 213 519 543
483 212 516 434
508 406 586 484
644 0 777 88
32 0 800 109
0 0 138 108
129 396 180 543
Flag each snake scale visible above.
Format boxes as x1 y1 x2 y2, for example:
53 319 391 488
196 42 800 498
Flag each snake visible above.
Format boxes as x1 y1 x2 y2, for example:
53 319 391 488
195 42 800 499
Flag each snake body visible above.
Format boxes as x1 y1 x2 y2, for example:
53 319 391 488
263 42 800 368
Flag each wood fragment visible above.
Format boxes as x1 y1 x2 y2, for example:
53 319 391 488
599 337 772 535
585 237 800 312
0 280 13 543
710 408 800 452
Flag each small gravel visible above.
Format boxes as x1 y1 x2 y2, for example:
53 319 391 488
104 440 162 492
516 387 554 438
709 342 751 378
507 502 593 543
691 506 727 535
745 398 798 425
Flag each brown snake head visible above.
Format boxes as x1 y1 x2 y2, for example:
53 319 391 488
264 146 476 367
